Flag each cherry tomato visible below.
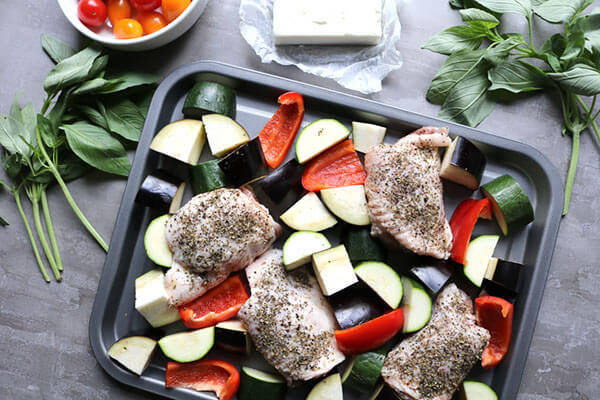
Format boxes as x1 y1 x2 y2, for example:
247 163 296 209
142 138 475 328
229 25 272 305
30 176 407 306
107 0 132 26
137 11 167 35
131 0 162 12
113 18 144 39
78 0 108 27
161 0 191 22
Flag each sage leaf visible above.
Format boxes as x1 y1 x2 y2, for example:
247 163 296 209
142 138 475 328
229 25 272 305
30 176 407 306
438 62 496 127
488 59 547 92
41 34 75 64
460 8 500 30
61 122 130 176
547 64 600 96
423 26 485 55
533 0 591 24
104 99 145 142
43 47 102 94
474 0 531 16
74 105 109 130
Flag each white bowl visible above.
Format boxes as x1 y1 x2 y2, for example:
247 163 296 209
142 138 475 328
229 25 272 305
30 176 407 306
57 0 209 51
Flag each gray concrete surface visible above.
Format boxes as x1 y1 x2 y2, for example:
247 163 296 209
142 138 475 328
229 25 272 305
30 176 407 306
0 0 598 399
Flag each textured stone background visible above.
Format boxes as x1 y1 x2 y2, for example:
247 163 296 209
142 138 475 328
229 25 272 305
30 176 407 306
0 0 598 399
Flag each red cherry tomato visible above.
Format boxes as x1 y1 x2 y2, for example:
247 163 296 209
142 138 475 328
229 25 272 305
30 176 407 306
78 0 108 27
137 11 167 34
107 0 132 26
131 0 162 12
113 18 144 39
161 0 191 22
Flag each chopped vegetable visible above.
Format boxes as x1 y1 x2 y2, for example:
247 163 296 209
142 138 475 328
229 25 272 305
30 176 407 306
320 185 370 226
144 214 173 267
158 327 215 363
282 231 331 270
107 336 157 376
135 269 181 328
302 140 366 191
484 258 523 298
334 308 404 355
342 348 386 394
249 159 304 216
280 192 337 232
190 159 229 194
149 119 206 165
481 174 534 235
440 136 486 190
463 235 499 288
183 81 237 120
165 359 240 400
218 138 269 187
258 92 305 168
329 283 387 330
312 245 358 296
179 275 249 329
475 296 514 369
215 320 251 354
400 276 432 333
342 228 385 263
203 114 250 157
408 259 455 295
295 119 350 164
351 121 386 153
355 261 403 309
449 198 492 264
458 380 498 400
135 170 185 214
306 373 343 400
239 367 286 400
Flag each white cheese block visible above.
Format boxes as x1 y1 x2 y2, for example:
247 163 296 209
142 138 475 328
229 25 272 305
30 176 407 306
312 245 358 296
273 0 383 46
135 269 180 328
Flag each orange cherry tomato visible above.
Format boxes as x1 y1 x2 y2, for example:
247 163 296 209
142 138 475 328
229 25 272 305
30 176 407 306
161 0 191 22
113 18 144 39
137 11 167 34
107 0 132 26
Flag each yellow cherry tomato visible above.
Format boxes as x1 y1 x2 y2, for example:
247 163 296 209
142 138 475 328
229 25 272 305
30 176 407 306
113 18 144 39
161 0 191 23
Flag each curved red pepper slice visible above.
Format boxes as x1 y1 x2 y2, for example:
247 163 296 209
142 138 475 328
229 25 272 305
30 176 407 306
258 92 305 168
179 275 249 329
475 296 514 370
166 359 240 400
449 198 492 264
301 139 366 192
334 308 403 355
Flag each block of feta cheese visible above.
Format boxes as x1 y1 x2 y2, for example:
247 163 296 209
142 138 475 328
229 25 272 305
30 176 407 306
273 0 383 46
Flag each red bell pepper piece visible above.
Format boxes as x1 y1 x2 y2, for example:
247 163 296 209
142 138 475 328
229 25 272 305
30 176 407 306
166 359 240 400
334 308 404 355
301 139 366 192
475 296 514 369
179 275 249 329
449 198 492 264
258 92 305 168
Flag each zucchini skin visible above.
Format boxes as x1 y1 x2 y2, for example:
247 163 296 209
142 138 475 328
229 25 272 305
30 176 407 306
135 170 182 213
218 138 269 187
183 81 236 119
450 137 486 186
482 174 534 235
239 368 286 400
328 283 387 330
215 325 250 354
343 228 386 263
344 349 386 394
190 159 229 194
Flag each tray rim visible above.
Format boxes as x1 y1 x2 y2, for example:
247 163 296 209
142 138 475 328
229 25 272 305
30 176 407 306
89 60 564 400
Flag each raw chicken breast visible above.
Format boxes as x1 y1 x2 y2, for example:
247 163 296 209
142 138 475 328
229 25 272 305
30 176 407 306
381 283 490 400
364 126 453 259
165 188 280 306
238 249 345 384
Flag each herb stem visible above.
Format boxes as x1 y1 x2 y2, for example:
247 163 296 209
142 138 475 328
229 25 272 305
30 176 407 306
41 187 63 272
526 15 534 50
575 95 600 143
563 129 581 216
14 188 50 282
27 185 61 281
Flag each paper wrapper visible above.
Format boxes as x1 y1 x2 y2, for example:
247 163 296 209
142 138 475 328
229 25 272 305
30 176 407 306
239 0 403 94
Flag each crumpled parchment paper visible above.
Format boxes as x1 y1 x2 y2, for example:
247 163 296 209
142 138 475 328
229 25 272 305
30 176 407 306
239 0 403 94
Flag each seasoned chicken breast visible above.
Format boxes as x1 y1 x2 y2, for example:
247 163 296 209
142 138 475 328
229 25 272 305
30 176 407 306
238 249 345 384
165 188 280 306
381 284 490 400
364 126 453 259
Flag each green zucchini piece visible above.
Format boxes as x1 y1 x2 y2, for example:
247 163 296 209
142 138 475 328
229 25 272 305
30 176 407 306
158 327 214 363
464 235 499 287
342 349 386 394
283 231 331 270
190 159 229 194
458 381 498 400
183 81 236 119
239 367 286 400
481 174 534 235
343 229 385 263
307 373 343 400
355 262 403 309
401 276 432 333
144 214 172 267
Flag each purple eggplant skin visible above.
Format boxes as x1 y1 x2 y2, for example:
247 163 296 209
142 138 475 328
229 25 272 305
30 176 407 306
450 137 486 186
218 138 269 187
328 282 388 330
482 278 518 299
249 159 305 216
409 258 457 295
491 259 522 294
215 324 251 354
135 169 182 213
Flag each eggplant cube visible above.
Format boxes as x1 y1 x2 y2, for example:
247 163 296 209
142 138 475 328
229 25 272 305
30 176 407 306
218 138 269 187
440 136 486 190
135 269 180 328
312 245 358 296
409 259 456 295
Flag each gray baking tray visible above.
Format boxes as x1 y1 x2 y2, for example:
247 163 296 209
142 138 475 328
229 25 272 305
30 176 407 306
89 61 563 400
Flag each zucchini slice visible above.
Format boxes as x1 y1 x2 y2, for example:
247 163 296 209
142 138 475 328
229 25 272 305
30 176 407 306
280 192 337 232
481 174 534 235
183 81 236 120
464 235 500 287
135 269 180 328
307 373 343 400
158 326 215 363
401 276 432 333
342 348 386 394
342 228 385 263
295 119 350 164
149 119 206 165
352 122 386 153
328 283 387 330
218 137 269 187
203 113 250 157
144 214 173 268
283 231 331 270
440 136 486 190
135 170 185 214
457 381 498 400
190 159 229 194
320 185 370 226
239 367 286 400
355 262 403 309
312 245 359 296
107 336 157 376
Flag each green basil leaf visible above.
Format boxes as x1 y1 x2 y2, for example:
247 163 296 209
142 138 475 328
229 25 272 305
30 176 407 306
0 216 8 227
474 0 531 16
427 49 488 104
46 87 74 132
98 71 160 94
57 153 92 182
485 35 525 65
0 114 32 159
534 0 592 24
488 60 547 92
104 99 145 142
438 62 496 127
37 114 63 149
0 178 9 191
570 12 600 54
2 152 26 179
74 105 109 130
561 31 586 63
547 64 600 95
61 122 130 176
41 34 76 64
88 54 109 79
135 90 154 119
460 8 500 30
450 0 465 8
43 47 102 94
72 77 123 96
423 26 485 55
